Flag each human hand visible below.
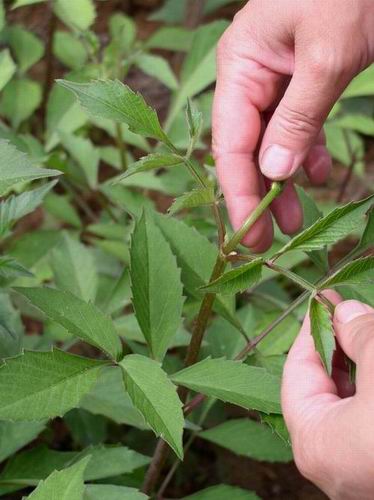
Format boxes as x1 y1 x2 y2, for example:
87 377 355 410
282 298 374 500
213 0 374 252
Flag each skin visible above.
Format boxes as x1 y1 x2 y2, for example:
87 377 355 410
213 1 374 496
213 0 374 252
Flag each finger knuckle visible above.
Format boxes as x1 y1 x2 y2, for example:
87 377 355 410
277 103 320 137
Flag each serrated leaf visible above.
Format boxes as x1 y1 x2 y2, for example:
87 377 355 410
15 287 122 360
0 141 61 195
57 79 172 146
5 25 44 73
0 49 16 92
171 358 281 414
0 79 42 128
0 256 32 282
84 485 147 500
154 213 242 331
115 153 182 182
130 209 184 360
53 0 96 31
261 413 291 445
200 418 292 462
0 181 57 238
182 484 259 500
0 349 106 421
200 259 263 295
50 232 98 302
26 456 90 500
134 53 178 90
277 195 374 256
120 354 184 459
59 132 99 188
320 257 374 289
186 99 203 143
309 298 335 374
168 187 215 216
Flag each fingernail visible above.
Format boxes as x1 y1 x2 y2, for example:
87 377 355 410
335 300 373 324
261 145 295 179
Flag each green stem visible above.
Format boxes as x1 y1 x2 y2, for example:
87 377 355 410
266 261 316 292
223 182 284 255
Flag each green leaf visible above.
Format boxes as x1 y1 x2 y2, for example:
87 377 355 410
5 25 44 73
0 79 42 128
80 367 147 429
168 187 215 216
320 257 374 289
44 192 82 228
12 0 46 7
84 485 147 500
130 209 184 360
59 132 99 188
200 418 292 463
57 79 172 146
15 287 122 360
154 213 241 331
342 64 374 98
53 31 88 70
171 358 281 414
0 49 16 92
134 53 178 90
186 99 203 144
166 21 228 128
309 298 335 374
64 409 107 447
182 484 259 500
277 195 374 256
50 232 98 302
115 153 182 182
0 141 61 195
200 259 263 295
0 289 24 358
0 349 106 421
109 13 136 54
0 181 57 238
53 0 96 31
120 354 184 459
261 413 290 445
0 421 45 463
26 456 90 500
0 256 32 283
145 26 194 52
358 207 374 251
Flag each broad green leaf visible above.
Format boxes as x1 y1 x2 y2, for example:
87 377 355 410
9 230 60 269
166 21 228 128
325 123 364 168
5 25 44 73
59 132 99 188
0 79 42 128
26 456 90 500
44 192 82 228
154 213 241 331
84 485 147 500
320 257 374 289
0 181 56 238
53 31 88 70
115 153 182 182
130 210 184 360
342 64 374 98
120 354 184 459
183 485 259 500
309 298 335 374
50 232 98 302
134 53 178 90
0 141 60 195
53 0 96 31
296 186 329 271
0 349 106 421
200 259 263 295
276 195 374 256
145 26 194 52
109 13 136 54
57 79 172 146
0 421 45 463
0 50 16 92
200 418 292 462
168 187 215 216
15 287 122 360
171 358 281 414
80 367 147 429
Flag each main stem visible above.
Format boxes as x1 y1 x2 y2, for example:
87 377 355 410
141 181 284 495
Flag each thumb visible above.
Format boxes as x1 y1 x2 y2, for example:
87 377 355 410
334 300 374 395
259 60 351 180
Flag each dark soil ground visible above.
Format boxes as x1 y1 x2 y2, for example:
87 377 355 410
5 1 374 499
